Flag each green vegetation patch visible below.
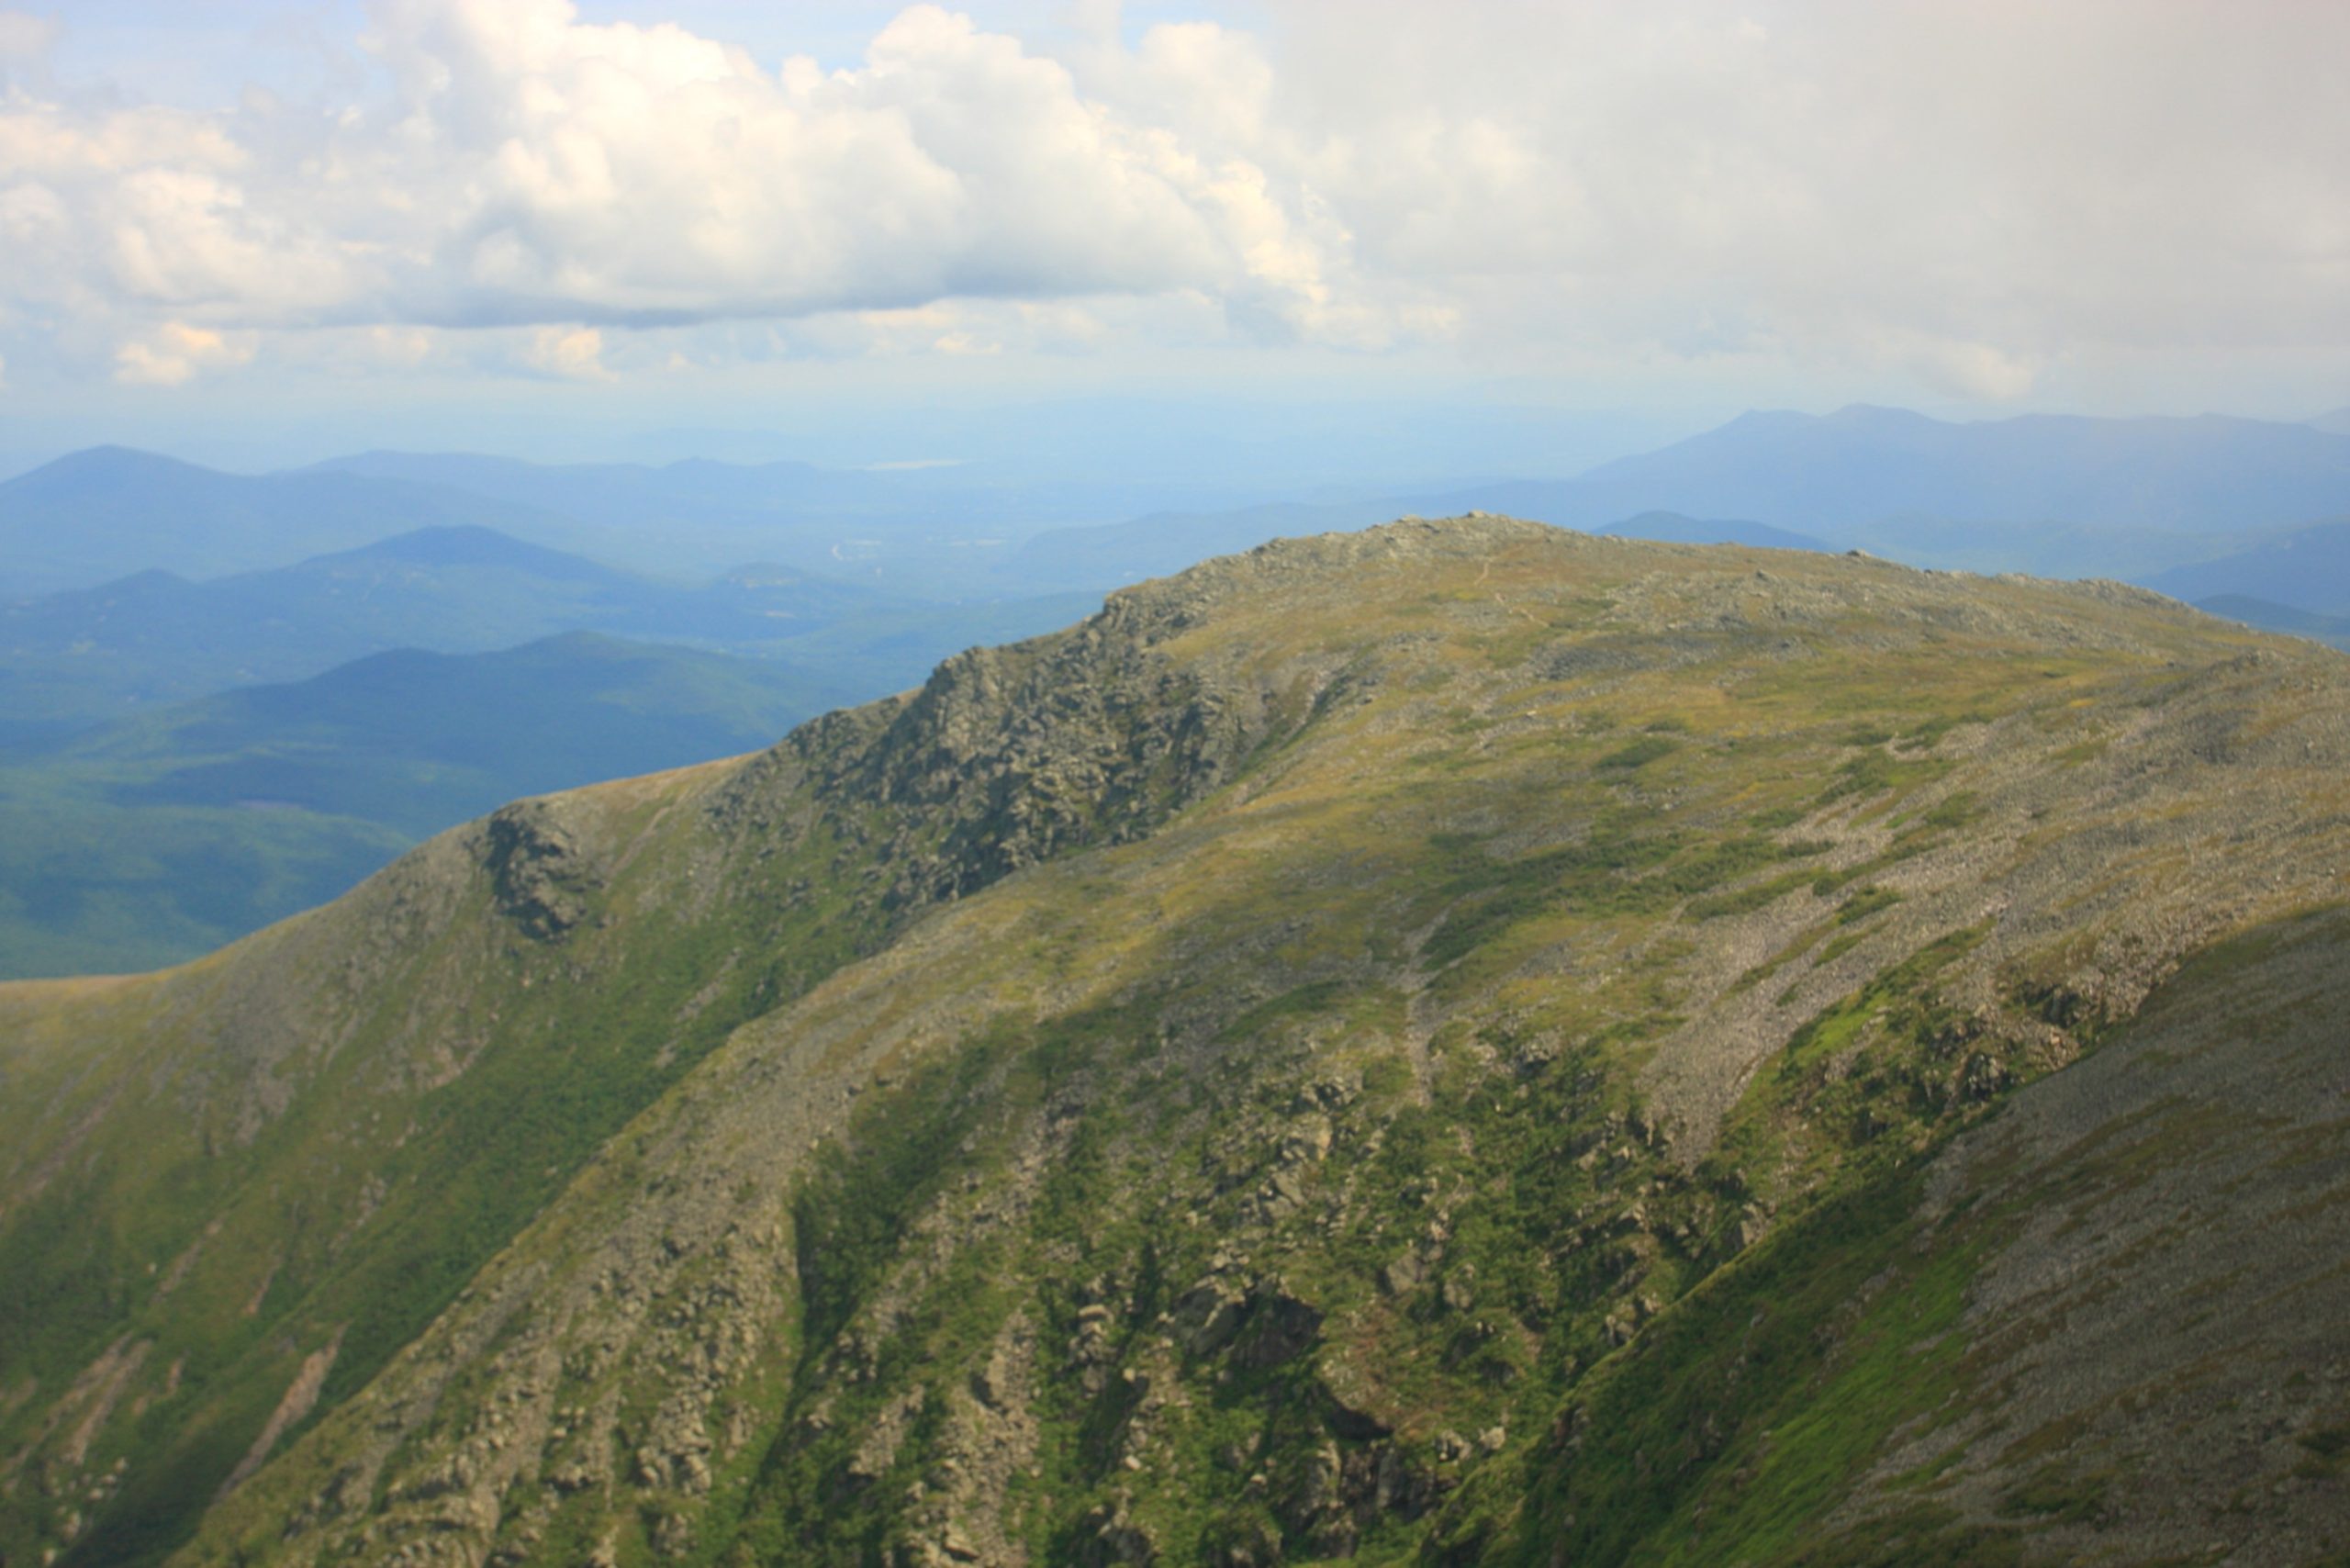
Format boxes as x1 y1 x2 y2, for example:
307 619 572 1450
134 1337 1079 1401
1820 749 1955 809
1446 1162 2012 1566
1423 825 1817 975
1598 735 1683 770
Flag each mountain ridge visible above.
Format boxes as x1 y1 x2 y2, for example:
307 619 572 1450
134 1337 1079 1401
1562 405 2350 531
0 523 1073 729
1003 407 2350 595
4 518 2348 1567
2145 517 2350 616
0 449 584 598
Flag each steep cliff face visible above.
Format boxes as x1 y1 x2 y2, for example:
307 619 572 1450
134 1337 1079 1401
4 518 2348 1567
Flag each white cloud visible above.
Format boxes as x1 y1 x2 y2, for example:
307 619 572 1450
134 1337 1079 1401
1 1 2346 402
113 321 257 386
1884 334 2043 404
519 323 612 378
366 326 436 366
1249 1 2350 377
0 0 1441 364
336 0 1396 342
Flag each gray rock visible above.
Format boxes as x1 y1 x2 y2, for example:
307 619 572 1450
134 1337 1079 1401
1171 1280 1248 1356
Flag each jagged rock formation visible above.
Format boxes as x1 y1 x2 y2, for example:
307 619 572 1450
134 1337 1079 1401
2 517 2347 1566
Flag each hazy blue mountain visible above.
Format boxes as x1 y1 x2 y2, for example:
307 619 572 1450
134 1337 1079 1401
308 396 1628 535
2311 408 2350 437
1597 510 1832 551
1002 408 2350 593
0 527 656 722
1830 515 2241 578
26 409 2350 603
2 445 1132 603
1007 498 1404 588
1550 405 2350 532
0 525 1099 973
0 447 580 596
2143 519 2350 616
737 586 1109 695
2191 594 2350 648
313 450 912 527
76 632 852 834
308 450 1238 589
0 527 933 727
0 633 854 978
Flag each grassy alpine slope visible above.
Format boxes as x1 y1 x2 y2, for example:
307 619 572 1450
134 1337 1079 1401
3 518 2347 1567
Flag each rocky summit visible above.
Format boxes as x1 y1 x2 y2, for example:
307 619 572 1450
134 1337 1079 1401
5 516 2350 1567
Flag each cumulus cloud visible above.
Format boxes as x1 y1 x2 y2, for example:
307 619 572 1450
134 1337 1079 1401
1 0 2345 398
0 0 1390 348
113 321 257 386
519 323 612 378
366 326 436 367
1877 333 2043 404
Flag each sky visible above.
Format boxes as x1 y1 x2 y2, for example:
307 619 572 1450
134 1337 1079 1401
0 0 2345 473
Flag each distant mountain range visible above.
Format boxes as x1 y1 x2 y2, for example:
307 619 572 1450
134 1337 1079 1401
20 405 2350 602
1596 510 1832 551
1538 404 2350 531
0 445 1127 596
1003 406 2350 590
311 449 920 519
0 446 574 598
308 449 1349 591
308 450 974 583
0 504 1097 976
0 633 853 979
0 525 1089 732
0 517 1101 975
2147 519 2350 615
1327 405 2350 548
68 631 853 836
2191 594 2350 649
